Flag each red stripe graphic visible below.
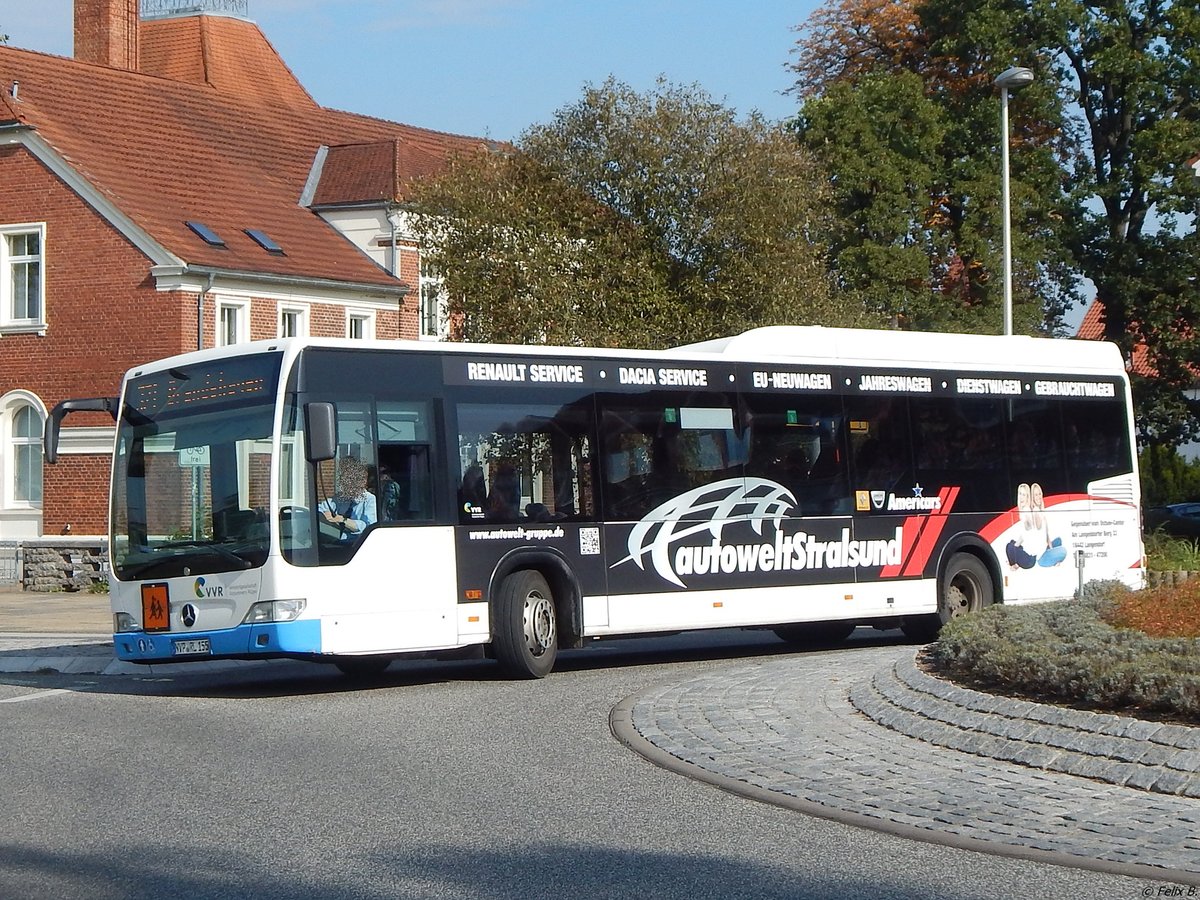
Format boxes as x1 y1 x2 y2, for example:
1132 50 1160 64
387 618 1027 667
879 486 959 579
901 486 959 577
880 516 926 578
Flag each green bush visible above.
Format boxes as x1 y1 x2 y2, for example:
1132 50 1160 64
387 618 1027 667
1144 531 1200 571
929 581 1200 721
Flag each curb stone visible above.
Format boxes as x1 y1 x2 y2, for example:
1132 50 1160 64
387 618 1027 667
849 653 1200 798
615 646 1200 884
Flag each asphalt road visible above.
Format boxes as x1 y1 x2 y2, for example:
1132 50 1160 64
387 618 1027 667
0 630 1152 899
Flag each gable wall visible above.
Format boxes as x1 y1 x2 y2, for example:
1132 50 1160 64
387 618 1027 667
1 143 198 536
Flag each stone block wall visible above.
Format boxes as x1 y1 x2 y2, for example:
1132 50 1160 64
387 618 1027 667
21 541 109 592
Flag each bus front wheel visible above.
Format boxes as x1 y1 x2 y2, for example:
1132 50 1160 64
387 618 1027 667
494 570 558 679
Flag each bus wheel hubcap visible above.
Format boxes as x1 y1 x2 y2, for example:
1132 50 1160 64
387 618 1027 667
946 576 977 618
523 593 554 657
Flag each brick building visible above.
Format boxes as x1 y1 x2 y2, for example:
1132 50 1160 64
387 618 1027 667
0 0 489 551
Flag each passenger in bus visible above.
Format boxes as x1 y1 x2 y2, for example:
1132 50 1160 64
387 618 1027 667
487 462 520 521
319 456 377 539
459 464 487 518
378 462 402 521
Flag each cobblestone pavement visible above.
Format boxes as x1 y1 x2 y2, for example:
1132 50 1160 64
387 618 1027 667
613 644 1200 885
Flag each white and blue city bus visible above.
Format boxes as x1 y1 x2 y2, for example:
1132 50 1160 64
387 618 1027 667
45 327 1144 678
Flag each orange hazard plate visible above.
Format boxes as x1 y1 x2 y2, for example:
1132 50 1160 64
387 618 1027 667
142 583 170 632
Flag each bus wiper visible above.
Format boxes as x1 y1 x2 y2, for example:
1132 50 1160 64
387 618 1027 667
152 540 255 569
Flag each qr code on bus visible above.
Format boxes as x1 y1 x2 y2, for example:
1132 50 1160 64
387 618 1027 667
579 527 601 556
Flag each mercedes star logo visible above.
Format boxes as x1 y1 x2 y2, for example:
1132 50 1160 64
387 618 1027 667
181 604 197 628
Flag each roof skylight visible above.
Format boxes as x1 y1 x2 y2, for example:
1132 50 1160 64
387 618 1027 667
245 229 285 254
185 220 226 247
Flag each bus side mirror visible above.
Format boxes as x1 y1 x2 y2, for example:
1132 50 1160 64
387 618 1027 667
44 397 118 464
305 402 337 462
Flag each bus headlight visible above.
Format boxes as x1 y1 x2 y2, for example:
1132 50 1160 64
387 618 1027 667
243 599 307 624
114 612 138 633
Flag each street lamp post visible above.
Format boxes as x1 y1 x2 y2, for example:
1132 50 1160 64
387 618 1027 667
995 65 1035 336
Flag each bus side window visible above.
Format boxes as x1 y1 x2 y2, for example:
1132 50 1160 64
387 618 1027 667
456 401 593 525
599 395 743 521
847 396 913 496
1063 398 1131 483
744 395 848 516
1006 398 1067 496
919 397 1011 512
379 444 433 521
376 401 435 523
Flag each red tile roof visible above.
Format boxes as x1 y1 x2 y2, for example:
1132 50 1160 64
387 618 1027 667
0 14 491 289
1075 298 1105 340
314 138 464 207
1076 299 1156 376
140 15 316 109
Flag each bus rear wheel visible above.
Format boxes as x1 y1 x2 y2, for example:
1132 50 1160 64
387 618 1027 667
494 570 558 679
901 553 994 642
940 552 993 622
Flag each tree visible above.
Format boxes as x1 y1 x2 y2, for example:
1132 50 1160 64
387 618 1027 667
794 70 957 328
791 0 1200 444
923 0 1200 444
791 0 928 93
406 78 866 349
790 0 1078 335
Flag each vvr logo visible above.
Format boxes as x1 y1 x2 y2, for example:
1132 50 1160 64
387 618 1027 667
193 577 224 599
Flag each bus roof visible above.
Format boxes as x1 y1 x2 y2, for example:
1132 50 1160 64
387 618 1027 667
676 326 1124 373
126 326 1126 381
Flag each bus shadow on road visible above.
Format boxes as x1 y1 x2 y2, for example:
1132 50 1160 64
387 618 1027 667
554 626 916 675
0 836 961 900
0 627 919 700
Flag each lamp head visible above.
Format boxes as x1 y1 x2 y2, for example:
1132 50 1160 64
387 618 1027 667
995 66 1035 90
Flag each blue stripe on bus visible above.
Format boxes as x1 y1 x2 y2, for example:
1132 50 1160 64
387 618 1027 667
113 619 322 663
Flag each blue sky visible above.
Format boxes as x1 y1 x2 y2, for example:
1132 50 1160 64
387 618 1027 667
6 1 820 141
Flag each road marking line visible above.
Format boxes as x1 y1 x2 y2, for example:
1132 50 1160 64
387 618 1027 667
0 688 73 704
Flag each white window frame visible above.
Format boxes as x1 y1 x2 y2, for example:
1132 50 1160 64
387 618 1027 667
217 297 250 346
1 390 46 510
0 223 47 334
418 258 446 340
347 308 375 340
278 303 310 339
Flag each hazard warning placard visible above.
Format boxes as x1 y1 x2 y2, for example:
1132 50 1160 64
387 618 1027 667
141 583 170 632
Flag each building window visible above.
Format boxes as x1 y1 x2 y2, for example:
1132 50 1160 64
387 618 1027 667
347 310 374 340
1 394 45 510
12 404 42 505
419 260 445 340
1 223 46 332
218 299 249 346
279 305 309 338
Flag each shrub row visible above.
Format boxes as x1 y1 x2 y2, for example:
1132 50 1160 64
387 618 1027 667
929 580 1200 722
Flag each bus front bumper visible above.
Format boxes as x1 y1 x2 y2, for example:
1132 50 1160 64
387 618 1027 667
112 619 322 663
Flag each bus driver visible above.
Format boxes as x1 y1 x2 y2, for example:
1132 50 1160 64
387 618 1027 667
319 456 378 539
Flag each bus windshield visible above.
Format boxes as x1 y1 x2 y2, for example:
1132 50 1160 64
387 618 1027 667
111 352 282 581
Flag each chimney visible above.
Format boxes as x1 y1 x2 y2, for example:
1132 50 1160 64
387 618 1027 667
75 0 140 71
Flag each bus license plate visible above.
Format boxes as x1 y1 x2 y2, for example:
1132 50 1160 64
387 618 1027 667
173 638 211 657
